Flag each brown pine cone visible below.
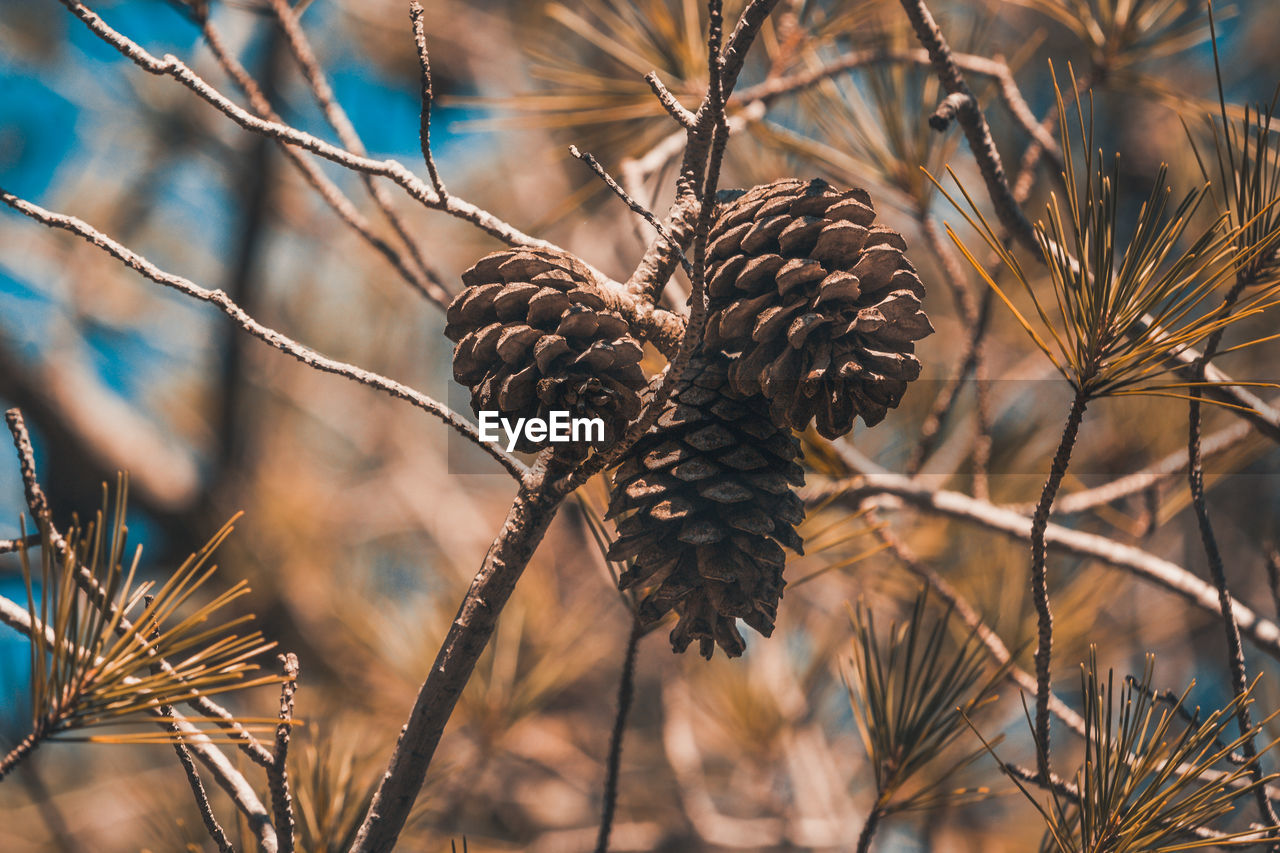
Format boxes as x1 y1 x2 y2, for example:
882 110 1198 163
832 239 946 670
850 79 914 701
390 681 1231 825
703 179 933 438
446 249 647 453
605 351 805 659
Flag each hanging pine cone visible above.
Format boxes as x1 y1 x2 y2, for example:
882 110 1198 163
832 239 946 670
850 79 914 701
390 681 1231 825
446 249 647 453
703 178 933 438
606 351 805 659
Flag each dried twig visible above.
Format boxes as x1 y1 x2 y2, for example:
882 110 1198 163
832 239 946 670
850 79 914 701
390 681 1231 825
408 1 448 196
195 11 447 307
0 564 277 852
147 595 236 853
897 0 1038 253
594 619 643 853
646 71 697 128
569 145 692 276
55 0 688 352
265 0 449 304
0 534 42 555
0 192 526 482
268 654 300 853
1004 414 1258 516
808 471 1280 660
624 0 783 302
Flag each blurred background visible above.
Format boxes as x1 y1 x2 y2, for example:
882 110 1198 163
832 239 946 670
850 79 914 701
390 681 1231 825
2 0 1280 849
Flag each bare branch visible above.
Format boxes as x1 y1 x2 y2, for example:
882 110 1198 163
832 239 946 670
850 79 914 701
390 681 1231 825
196 11 447 306
0 594 278 853
897 0 1039 253
809 471 1280 660
1005 414 1258 516
569 145 692 276
408 1 448 196
594 619 643 853
268 654 299 853
624 0 783 302
0 192 527 482
264 0 451 305
645 71 697 128
733 46 1061 162
351 451 577 853
54 0 687 351
0 534 42 555
148 594 236 853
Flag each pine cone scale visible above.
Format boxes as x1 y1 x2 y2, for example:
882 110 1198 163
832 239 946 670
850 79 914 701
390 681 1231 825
704 178 934 438
446 248 647 453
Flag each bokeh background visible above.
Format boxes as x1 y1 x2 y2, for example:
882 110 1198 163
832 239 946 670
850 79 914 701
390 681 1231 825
2 0 1280 850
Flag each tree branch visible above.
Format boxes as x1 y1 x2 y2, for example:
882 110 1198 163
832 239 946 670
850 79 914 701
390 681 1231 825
265 0 450 305
0 594 278 853
897 0 1039 253
350 452 577 852
808 471 1280 660
0 191 527 482
5 408 278 767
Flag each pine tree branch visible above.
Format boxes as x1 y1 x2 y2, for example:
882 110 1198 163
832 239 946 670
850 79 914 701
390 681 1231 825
896 0 1039 254
594 619 643 853
6 408 278 767
0 594 278 852
808 471 1280 660
350 451 579 853
196 7 445 306
268 654 299 853
53 0 686 353
0 194 527 482
265 0 450 305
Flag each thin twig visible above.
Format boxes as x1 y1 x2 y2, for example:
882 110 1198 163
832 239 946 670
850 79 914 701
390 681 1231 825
569 145 692 276
594 619 643 853
408 1 448 196
195 11 447 307
1027 391 1088 782
5 409 279 767
55 0 689 352
147 594 236 853
0 192 526 482
733 47 1061 165
0 594 278 852
1187 273 1280 837
161 700 237 853
807 471 1280 660
265 0 449 305
1004 414 1258 516
897 0 1039 254
268 653 299 853
645 71 697 128
0 534 42 554
907 214 992 496
624 0 783 302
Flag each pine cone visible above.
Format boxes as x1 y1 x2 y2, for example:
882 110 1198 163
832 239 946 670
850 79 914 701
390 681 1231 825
703 178 934 438
446 249 647 453
605 352 805 659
